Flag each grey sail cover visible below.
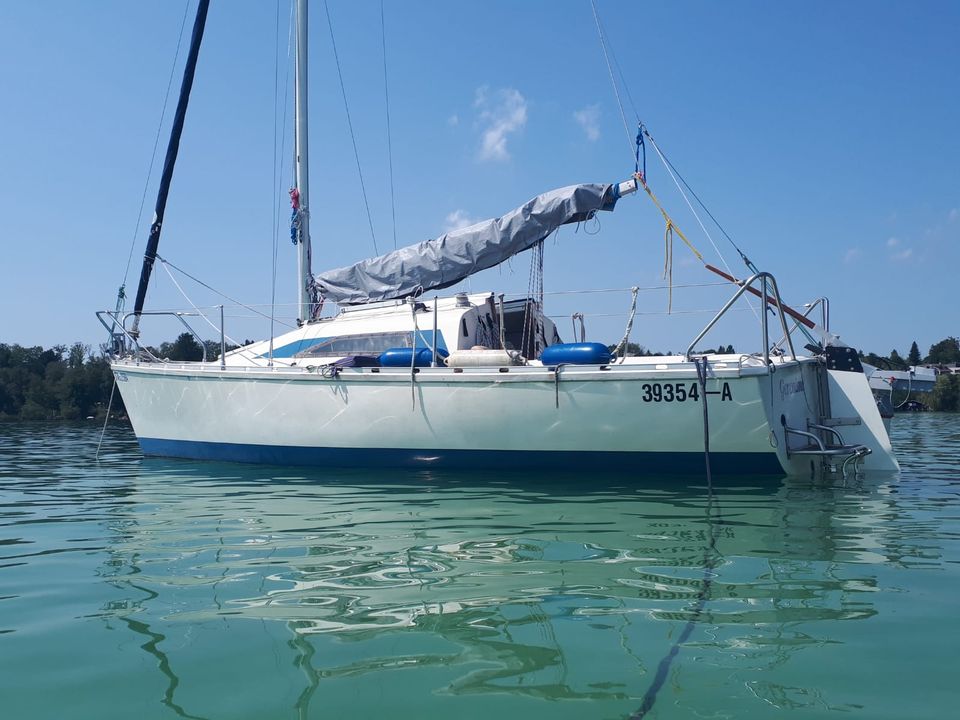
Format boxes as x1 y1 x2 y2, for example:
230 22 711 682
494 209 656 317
313 182 621 305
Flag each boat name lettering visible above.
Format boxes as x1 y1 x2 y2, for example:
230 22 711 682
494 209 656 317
115 372 128 382
640 382 734 403
779 378 804 400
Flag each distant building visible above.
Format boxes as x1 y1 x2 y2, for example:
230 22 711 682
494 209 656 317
868 366 938 392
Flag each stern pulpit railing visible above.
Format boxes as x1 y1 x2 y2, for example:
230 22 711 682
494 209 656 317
685 271 797 368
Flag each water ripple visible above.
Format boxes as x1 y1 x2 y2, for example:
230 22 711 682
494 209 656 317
0 416 958 719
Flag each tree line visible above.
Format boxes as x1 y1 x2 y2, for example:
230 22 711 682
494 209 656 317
0 333 235 422
610 342 737 356
0 342 119 421
1 334 958 422
859 337 960 370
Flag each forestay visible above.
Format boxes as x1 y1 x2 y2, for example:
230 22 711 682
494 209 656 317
313 182 622 305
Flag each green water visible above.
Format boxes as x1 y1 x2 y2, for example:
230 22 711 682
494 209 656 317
1 416 957 719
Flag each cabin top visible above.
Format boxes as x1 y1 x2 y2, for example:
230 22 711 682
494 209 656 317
223 292 560 368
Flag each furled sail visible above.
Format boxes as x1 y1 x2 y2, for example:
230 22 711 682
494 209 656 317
313 182 625 305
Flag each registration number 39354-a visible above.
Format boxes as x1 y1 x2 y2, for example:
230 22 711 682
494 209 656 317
640 382 733 402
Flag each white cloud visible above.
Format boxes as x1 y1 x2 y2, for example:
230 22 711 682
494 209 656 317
573 104 601 142
443 209 480 233
448 114 459 127
474 86 528 162
949 208 958 223
883 236 915 261
843 248 862 264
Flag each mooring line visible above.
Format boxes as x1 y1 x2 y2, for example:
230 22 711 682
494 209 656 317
95 378 118 461
630 356 719 719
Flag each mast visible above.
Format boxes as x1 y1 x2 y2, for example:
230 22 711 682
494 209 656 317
294 0 312 324
130 0 210 338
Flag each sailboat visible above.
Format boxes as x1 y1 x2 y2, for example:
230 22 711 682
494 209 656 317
101 0 898 477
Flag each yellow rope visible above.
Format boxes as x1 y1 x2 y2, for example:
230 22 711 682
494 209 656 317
639 174 703 262
636 173 703 313
664 221 674 312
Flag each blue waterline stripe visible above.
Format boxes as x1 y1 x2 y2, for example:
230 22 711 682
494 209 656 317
138 438 783 475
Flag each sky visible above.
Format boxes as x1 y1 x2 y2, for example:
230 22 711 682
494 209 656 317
1 0 958 357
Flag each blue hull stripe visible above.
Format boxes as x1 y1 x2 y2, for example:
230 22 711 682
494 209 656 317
139 438 784 475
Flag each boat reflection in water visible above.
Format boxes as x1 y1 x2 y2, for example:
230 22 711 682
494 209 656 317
93 457 912 719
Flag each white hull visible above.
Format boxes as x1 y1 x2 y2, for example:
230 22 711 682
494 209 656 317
113 355 897 476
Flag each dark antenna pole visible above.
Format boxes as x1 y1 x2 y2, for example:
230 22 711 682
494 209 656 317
130 0 211 338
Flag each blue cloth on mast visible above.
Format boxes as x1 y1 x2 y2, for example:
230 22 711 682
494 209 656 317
290 208 301 244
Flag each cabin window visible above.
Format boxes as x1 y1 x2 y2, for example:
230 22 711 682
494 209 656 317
294 332 424 358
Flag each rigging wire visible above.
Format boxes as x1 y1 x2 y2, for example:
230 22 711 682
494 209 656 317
270 0 296 361
380 0 398 250
324 0 380 255
156 254 297 329
501 281 729 297
589 0 634 160
644 133 761 322
589 0 713 314
270 0 281 362
521 239 546 358
589 0 757 273
643 129 756 279
158 261 252 351
591 0 733 270
606 18 643 133
643 130 762 321
121 1 192 291
157 260 292 368
644 130 755 272
546 306 755 320
589 0 763 322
